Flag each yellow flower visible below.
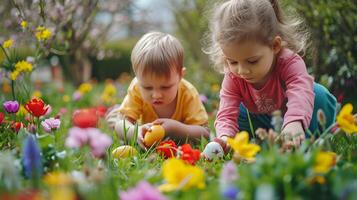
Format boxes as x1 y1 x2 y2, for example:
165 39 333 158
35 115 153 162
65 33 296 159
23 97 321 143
2 39 13 48
35 26 52 41
32 90 42 98
336 103 357 134
10 70 20 80
159 158 205 192
227 131 261 162
211 84 220 92
20 20 27 29
78 83 92 94
309 175 326 185
17 105 28 116
103 83 116 96
15 60 33 72
44 172 73 186
313 151 336 174
63 95 70 102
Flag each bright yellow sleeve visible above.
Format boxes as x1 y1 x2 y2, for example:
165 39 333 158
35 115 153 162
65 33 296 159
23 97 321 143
118 78 143 121
181 81 208 125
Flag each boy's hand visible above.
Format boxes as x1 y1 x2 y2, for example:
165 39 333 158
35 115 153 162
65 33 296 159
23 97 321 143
152 118 179 135
137 123 153 150
281 121 305 148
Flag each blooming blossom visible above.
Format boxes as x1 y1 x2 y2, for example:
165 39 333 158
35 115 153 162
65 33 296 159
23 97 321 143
20 20 27 29
227 131 261 163
179 144 200 165
22 135 43 178
3 100 20 114
120 181 167 200
313 151 336 174
35 26 52 41
2 39 13 48
159 158 205 192
65 127 112 158
336 103 357 134
41 118 61 133
156 140 177 159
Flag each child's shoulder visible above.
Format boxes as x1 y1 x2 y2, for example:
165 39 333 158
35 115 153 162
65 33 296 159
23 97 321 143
180 79 200 96
278 48 304 64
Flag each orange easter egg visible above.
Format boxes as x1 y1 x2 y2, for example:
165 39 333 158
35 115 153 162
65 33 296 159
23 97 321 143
144 125 165 147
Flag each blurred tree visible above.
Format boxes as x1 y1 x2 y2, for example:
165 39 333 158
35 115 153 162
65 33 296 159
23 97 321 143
282 0 357 104
0 0 133 86
168 0 221 88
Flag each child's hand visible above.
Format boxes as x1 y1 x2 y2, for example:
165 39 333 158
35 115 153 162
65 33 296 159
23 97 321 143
152 118 179 135
137 123 153 150
281 121 305 148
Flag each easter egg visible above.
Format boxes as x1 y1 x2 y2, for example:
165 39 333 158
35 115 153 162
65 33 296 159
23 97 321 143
202 141 224 160
144 125 165 147
112 145 138 158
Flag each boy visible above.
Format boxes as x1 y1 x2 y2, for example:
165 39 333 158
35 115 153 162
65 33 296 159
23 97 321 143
106 32 209 149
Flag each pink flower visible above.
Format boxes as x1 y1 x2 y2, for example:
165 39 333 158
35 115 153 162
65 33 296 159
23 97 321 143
41 118 61 133
119 181 167 200
65 127 112 158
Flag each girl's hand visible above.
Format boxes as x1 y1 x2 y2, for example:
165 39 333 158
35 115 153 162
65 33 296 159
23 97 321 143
281 121 305 148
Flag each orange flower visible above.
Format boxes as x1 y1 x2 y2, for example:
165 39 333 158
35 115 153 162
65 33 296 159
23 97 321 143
25 97 49 117
156 140 177 159
180 144 200 165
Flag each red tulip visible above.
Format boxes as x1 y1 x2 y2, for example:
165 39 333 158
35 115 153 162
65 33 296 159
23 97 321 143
25 97 49 117
72 108 98 128
0 112 4 124
95 105 107 118
12 121 25 133
180 144 201 165
156 140 177 159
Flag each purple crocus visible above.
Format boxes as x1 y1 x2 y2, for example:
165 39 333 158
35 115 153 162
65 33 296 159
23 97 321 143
3 100 20 114
221 185 239 200
22 135 43 178
119 181 167 200
65 127 112 158
41 118 61 133
199 94 208 104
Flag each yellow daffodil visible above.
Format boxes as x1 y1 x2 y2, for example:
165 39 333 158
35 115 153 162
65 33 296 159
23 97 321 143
78 83 92 94
313 151 336 174
103 83 116 96
35 26 52 41
44 172 76 200
15 60 33 72
20 20 27 29
44 172 73 186
2 39 14 48
159 158 205 192
10 70 20 80
227 131 261 163
336 103 357 134
32 90 42 98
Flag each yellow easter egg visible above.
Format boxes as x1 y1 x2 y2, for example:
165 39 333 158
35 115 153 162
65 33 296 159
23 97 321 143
112 145 138 159
144 125 165 147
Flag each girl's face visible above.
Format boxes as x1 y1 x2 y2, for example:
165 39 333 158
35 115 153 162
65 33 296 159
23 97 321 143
221 38 281 88
137 68 183 109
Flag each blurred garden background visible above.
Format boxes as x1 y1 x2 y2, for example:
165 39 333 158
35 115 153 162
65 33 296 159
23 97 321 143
0 0 356 199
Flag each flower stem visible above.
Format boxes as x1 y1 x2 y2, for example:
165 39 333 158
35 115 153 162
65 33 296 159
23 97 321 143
11 80 16 100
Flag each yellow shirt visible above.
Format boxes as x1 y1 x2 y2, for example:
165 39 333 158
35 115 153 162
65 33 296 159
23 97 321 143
118 78 208 125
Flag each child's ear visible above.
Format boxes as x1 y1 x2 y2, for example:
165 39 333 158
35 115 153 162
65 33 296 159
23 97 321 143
181 67 186 77
272 36 282 54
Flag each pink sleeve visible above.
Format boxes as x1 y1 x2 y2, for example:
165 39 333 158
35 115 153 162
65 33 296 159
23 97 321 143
280 56 314 130
215 73 242 138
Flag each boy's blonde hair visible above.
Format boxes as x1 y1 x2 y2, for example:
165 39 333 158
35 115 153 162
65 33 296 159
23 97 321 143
204 0 310 73
131 32 184 77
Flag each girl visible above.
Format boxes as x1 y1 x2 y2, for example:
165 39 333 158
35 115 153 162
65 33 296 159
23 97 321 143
204 0 337 149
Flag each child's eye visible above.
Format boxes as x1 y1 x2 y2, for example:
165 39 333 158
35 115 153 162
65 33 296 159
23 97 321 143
247 60 258 64
161 86 171 90
229 61 238 65
143 87 153 90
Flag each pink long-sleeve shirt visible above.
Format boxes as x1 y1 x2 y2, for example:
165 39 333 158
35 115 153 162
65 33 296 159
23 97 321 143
215 48 315 138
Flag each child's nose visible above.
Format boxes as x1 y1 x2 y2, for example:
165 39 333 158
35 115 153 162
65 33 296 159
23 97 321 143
237 66 250 75
152 90 162 99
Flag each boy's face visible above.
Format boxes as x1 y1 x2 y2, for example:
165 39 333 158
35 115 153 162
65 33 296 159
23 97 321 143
137 68 183 109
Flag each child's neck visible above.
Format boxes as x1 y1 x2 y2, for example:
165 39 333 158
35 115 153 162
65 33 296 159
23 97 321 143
153 96 177 118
